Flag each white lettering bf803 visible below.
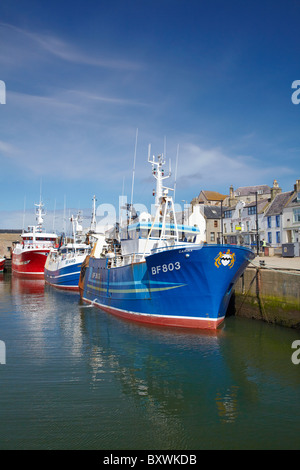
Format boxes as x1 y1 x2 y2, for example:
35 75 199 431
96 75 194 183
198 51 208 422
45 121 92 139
151 261 181 275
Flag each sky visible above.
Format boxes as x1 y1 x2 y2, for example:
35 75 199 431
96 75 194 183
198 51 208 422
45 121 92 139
0 0 300 232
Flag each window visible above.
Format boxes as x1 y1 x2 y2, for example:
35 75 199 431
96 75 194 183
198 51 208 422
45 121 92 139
214 220 218 228
268 232 272 244
248 206 256 215
267 216 272 228
276 215 280 227
293 208 300 223
210 232 215 242
224 210 232 218
276 231 281 244
246 221 250 232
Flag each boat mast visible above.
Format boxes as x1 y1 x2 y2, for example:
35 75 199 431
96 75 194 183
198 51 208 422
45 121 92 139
148 148 179 242
35 198 45 233
130 128 138 224
148 146 171 209
90 195 97 232
22 196 26 234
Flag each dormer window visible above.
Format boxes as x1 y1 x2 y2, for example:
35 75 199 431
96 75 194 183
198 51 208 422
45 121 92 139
293 208 300 223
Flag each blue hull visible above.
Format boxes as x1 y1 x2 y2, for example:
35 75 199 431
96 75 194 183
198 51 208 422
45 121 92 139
44 262 82 290
80 244 255 329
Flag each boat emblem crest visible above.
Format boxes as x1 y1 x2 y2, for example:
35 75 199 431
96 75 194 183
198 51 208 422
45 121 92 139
214 249 236 269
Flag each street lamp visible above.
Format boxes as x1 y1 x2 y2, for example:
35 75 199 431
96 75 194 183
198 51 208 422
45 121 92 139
220 200 224 244
250 191 259 256
181 200 187 241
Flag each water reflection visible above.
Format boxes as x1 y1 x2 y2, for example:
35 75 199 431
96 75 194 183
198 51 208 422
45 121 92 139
1 274 300 449
215 385 239 423
11 276 45 295
77 306 230 437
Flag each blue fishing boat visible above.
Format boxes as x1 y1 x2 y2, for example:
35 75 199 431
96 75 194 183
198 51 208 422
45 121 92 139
79 152 254 329
44 212 92 291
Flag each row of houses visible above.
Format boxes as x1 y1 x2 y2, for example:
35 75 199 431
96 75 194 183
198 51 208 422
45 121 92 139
184 178 300 253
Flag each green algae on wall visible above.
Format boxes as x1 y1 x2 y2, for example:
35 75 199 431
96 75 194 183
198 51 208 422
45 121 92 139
231 267 300 329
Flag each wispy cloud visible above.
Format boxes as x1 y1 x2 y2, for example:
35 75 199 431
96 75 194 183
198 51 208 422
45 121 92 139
0 139 19 157
175 143 293 191
67 89 149 107
0 22 142 70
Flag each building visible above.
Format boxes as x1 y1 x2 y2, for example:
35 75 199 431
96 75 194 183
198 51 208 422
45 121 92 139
0 230 22 258
181 204 223 244
263 190 294 247
231 184 272 203
221 198 269 248
202 205 223 243
282 179 300 244
188 179 300 253
191 190 227 206
221 180 282 249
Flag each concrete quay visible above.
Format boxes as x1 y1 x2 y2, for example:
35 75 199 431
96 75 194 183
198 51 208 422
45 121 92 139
251 255 300 272
232 255 300 329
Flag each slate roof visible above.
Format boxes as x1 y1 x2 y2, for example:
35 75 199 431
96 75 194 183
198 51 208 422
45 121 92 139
244 197 270 213
235 185 271 196
285 191 300 207
265 191 294 216
203 205 223 219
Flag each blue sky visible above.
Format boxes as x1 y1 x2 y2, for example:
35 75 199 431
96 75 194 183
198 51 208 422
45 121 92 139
0 0 300 231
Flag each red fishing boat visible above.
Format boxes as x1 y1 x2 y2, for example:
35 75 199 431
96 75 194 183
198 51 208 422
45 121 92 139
0 257 5 272
11 200 57 278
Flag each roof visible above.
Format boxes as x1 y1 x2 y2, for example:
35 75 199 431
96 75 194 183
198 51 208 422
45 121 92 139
203 205 223 219
285 191 300 207
265 191 294 216
245 198 270 213
199 190 227 201
235 185 271 196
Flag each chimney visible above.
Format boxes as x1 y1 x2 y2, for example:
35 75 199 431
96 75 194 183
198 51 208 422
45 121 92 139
228 185 236 207
294 179 300 192
271 179 282 200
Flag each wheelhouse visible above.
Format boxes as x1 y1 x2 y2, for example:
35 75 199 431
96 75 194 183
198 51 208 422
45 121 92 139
122 221 200 243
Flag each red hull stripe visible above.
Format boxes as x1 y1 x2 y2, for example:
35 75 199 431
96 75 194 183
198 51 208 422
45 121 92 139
82 297 224 330
12 270 45 279
45 280 79 291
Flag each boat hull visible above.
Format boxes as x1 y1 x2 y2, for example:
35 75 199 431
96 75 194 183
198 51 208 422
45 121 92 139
79 244 255 330
12 249 50 278
44 261 83 291
0 258 5 272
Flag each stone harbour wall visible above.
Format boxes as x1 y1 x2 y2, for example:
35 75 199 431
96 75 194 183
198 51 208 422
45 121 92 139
230 266 300 329
0 231 22 259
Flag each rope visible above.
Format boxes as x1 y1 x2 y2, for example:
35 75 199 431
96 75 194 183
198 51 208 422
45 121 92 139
235 268 258 317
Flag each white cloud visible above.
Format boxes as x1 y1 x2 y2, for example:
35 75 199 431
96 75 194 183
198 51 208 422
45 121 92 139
0 139 18 155
175 143 293 190
0 22 142 70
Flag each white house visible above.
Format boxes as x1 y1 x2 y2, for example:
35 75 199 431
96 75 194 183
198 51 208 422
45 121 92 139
263 191 294 247
282 180 300 244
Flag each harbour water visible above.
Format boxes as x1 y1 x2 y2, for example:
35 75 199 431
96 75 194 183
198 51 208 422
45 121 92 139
0 272 300 450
